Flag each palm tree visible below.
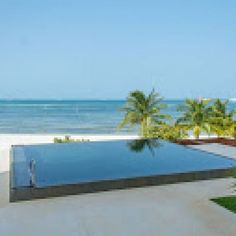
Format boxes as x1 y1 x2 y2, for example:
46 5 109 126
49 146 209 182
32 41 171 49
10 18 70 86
118 89 168 137
176 99 211 139
209 99 236 137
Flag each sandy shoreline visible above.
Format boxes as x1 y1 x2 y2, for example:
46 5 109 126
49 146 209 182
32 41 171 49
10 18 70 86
0 133 138 146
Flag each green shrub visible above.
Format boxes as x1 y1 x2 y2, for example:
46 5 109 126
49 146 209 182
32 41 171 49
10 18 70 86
147 124 187 142
54 136 89 143
232 124 236 140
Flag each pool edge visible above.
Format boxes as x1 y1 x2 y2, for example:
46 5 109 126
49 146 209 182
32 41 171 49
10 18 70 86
10 167 236 202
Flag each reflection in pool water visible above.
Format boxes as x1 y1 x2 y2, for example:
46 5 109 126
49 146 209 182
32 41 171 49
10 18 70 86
11 139 236 202
127 139 161 155
11 139 236 190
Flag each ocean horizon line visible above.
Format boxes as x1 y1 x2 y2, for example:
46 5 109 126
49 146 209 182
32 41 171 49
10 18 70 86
0 98 233 102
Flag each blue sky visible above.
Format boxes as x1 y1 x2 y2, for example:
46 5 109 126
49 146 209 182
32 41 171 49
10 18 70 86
0 0 236 99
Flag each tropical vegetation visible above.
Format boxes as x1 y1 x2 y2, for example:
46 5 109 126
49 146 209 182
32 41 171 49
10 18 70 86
209 99 236 137
148 123 187 141
118 89 169 137
54 136 89 143
230 121 236 139
118 90 236 141
176 99 211 139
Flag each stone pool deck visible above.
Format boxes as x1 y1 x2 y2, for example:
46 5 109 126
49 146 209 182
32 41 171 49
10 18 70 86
189 143 236 159
0 136 236 236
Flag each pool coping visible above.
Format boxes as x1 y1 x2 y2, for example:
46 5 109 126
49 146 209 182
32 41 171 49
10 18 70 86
10 166 236 202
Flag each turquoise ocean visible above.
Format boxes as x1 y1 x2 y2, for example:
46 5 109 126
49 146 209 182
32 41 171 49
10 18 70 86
0 100 235 134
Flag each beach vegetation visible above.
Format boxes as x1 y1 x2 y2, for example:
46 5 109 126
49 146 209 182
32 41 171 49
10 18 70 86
209 99 236 137
118 89 169 137
147 123 188 142
119 90 236 140
229 121 236 139
54 136 89 143
176 99 211 139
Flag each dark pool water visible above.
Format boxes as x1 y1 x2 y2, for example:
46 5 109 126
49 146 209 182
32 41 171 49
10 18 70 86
11 139 236 188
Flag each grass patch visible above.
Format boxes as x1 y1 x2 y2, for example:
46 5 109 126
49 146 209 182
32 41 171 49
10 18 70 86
211 196 236 214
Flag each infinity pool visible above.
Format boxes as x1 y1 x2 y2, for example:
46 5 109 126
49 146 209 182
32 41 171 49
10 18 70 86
10 139 236 202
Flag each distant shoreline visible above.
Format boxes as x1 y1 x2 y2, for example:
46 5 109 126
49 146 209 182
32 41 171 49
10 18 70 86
0 98 233 101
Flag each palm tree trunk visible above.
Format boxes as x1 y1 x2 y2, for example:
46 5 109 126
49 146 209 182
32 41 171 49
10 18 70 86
193 126 200 140
141 119 148 137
